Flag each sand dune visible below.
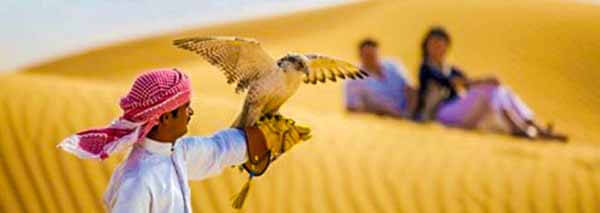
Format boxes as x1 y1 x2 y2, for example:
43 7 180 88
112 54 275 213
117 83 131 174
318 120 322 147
1 0 600 212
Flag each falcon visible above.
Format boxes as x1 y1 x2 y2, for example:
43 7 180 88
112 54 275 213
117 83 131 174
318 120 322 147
173 36 368 128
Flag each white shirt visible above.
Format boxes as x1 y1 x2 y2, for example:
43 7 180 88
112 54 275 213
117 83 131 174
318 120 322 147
103 128 248 213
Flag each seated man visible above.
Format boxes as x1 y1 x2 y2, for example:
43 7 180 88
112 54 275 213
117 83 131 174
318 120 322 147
344 39 417 118
58 68 311 212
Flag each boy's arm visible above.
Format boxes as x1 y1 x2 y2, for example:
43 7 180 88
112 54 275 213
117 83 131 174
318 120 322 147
178 128 250 180
179 118 310 180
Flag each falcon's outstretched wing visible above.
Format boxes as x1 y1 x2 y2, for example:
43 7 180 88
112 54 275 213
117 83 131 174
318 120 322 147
303 54 368 84
174 36 277 93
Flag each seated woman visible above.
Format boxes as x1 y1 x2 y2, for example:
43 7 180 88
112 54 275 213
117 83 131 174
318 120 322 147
345 39 417 118
414 27 567 142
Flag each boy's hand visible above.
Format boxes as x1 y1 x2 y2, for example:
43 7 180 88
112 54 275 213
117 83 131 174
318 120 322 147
241 115 311 176
257 116 311 158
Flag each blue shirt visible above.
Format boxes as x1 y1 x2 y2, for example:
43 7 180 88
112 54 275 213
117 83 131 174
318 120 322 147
344 59 410 117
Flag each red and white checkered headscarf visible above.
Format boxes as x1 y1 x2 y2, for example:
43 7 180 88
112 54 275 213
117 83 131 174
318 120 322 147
58 68 191 160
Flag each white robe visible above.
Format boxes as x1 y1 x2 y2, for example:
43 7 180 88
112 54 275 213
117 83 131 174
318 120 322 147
103 128 248 213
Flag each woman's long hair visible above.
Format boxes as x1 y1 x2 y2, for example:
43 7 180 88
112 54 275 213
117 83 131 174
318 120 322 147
421 26 451 62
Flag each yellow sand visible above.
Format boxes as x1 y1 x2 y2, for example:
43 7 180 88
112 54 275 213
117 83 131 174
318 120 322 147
1 0 599 212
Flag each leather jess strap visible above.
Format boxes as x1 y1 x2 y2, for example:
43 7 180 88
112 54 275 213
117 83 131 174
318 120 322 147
241 127 272 176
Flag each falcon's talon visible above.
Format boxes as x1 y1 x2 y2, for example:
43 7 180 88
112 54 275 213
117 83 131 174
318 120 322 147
259 114 273 122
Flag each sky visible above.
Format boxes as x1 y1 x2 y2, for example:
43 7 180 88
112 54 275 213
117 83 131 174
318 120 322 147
0 0 349 71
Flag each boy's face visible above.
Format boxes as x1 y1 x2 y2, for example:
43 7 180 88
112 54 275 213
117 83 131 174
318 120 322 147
161 102 194 139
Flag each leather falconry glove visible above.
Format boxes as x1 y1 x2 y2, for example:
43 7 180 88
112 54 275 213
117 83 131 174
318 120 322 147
232 116 312 209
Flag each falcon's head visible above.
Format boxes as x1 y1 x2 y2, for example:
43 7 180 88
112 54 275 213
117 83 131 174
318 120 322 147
277 53 309 74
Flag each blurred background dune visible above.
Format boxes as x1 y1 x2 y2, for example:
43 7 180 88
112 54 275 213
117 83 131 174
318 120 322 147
1 0 599 212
